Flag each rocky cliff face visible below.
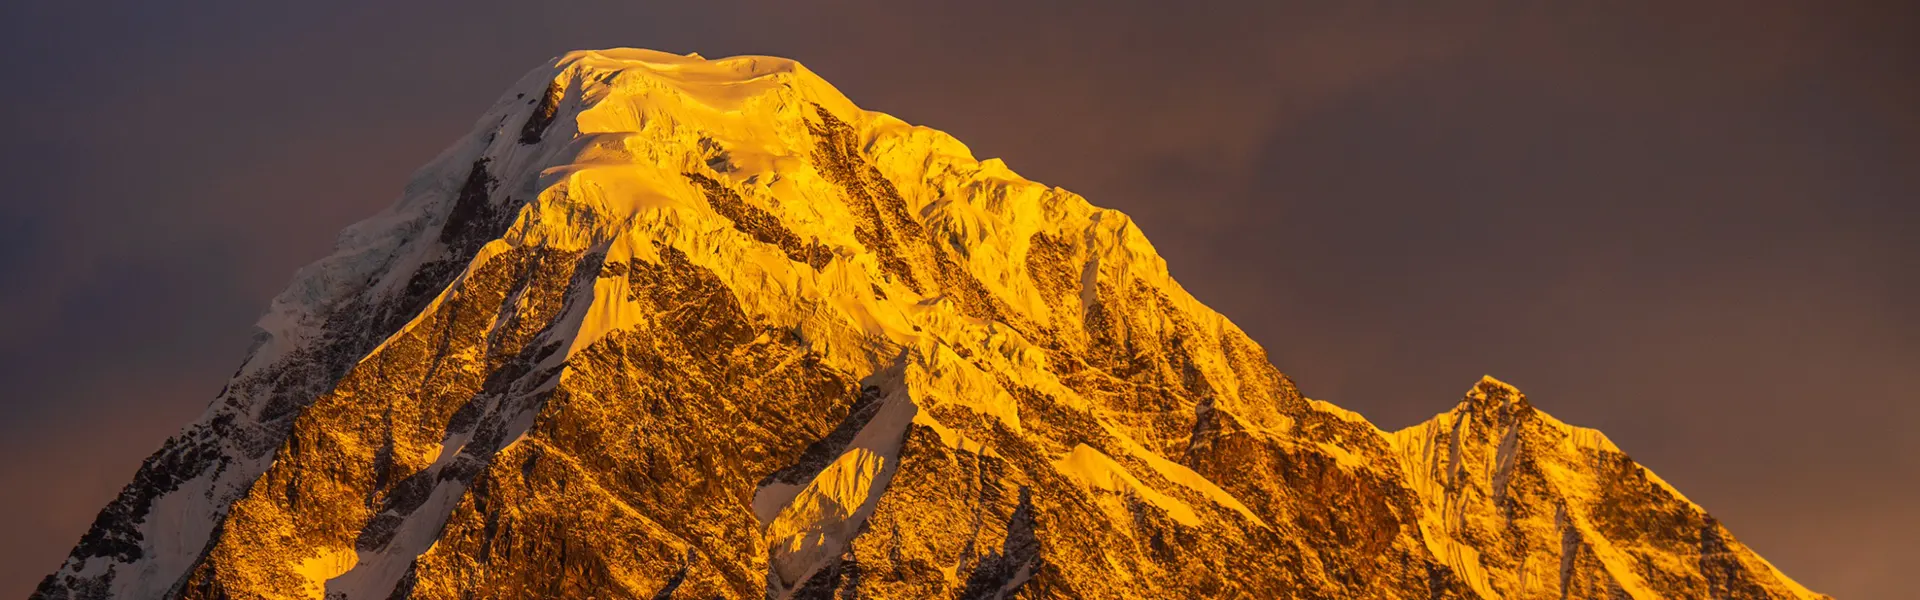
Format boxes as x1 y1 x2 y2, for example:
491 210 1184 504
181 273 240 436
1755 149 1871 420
35 49 1826 600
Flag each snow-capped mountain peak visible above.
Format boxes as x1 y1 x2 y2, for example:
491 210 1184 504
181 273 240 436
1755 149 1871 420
35 49 1825 600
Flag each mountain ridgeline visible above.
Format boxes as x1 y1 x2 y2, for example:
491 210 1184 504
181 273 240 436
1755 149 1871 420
35 49 1825 600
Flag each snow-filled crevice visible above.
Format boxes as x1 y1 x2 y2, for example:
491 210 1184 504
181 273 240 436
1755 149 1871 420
322 250 606 599
752 385 887 525
760 380 918 599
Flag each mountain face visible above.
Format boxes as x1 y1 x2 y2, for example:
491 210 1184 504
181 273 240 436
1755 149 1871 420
35 49 1825 600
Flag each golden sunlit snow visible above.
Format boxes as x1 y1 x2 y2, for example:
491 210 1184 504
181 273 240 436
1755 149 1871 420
35 49 1827 600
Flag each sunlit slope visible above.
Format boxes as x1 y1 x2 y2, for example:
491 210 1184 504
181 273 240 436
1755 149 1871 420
1390 377 1823 600
36 48 1827 600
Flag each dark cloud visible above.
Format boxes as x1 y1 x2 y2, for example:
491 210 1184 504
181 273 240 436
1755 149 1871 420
1 1 1913 597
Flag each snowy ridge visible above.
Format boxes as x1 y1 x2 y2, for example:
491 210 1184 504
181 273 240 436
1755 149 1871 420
1390 376 1824 600
35 49 1827 600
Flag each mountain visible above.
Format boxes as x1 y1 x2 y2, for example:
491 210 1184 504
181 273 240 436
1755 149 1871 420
34 48 1825 600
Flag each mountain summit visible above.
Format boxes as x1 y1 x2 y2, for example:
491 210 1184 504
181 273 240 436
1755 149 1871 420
36 49 1824 600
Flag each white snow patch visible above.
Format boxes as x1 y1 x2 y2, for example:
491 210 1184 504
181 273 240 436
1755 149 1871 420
763 395 917 596
1106 433 1266 527
1054 444 1201 527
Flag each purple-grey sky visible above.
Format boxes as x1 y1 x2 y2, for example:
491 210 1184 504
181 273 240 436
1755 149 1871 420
1 2 1914 597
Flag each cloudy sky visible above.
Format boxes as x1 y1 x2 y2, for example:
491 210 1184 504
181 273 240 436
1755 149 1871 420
1 2 1914 597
